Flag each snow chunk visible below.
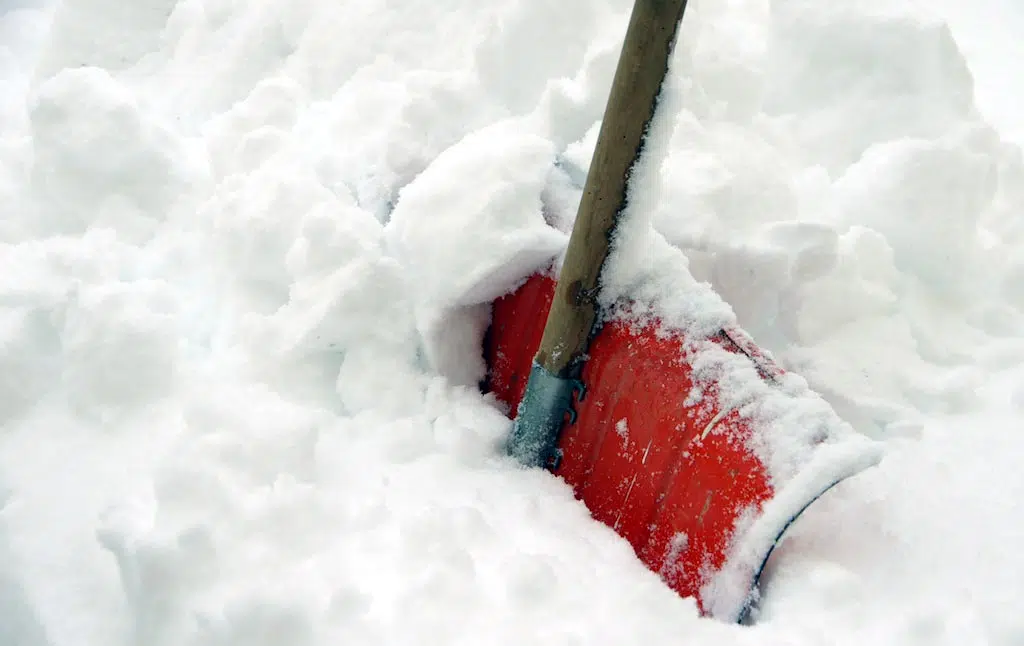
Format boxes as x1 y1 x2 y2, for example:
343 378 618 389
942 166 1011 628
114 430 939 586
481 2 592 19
765 0 975 172
204 76 306 179
29 67 186 237
34 0 175 78
383 120 566 386
386 120 567 310
297 66 493 222
206 157 336 298
62 279 180 416
834 132 997 298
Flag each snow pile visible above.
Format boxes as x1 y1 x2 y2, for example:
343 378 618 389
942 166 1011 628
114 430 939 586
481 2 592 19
603 0 1024 439
1 0 1023 645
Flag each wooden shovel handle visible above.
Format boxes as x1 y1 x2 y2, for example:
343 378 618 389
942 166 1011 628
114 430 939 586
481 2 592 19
536 0 689 377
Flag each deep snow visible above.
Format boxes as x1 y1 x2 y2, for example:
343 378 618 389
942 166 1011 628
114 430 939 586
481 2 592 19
1 0 1023 645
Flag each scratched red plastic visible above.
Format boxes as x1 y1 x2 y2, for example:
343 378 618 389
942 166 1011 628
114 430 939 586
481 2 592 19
486 274 774 612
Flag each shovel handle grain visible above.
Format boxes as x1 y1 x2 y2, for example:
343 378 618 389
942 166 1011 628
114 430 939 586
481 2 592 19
536 0 689 376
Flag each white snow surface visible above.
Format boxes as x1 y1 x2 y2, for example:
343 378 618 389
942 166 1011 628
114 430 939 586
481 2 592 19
1 0 1023 645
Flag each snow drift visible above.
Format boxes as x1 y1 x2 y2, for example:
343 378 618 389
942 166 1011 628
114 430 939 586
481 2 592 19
1 0 1023 644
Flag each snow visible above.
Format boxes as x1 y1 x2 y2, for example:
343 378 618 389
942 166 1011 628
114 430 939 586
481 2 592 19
1 0 1023 645
385 118 567 384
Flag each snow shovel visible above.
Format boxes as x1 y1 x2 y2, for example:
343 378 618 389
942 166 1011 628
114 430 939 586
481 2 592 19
485 0 882 622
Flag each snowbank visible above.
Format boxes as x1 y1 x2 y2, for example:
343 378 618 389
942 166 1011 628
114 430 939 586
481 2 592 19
1 0 1023 644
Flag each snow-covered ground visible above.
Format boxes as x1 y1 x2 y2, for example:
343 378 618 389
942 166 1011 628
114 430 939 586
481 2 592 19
1 1 1022 645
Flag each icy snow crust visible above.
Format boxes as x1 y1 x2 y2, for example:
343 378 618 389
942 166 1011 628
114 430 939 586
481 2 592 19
2 0 1024 645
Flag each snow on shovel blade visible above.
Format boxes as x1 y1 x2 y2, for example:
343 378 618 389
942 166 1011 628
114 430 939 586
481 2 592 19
485 273 882 622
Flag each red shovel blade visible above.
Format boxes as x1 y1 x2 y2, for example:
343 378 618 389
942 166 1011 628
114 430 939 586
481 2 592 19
485 273 881 621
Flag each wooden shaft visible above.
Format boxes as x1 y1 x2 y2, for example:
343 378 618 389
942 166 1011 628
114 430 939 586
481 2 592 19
536 0 689 376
